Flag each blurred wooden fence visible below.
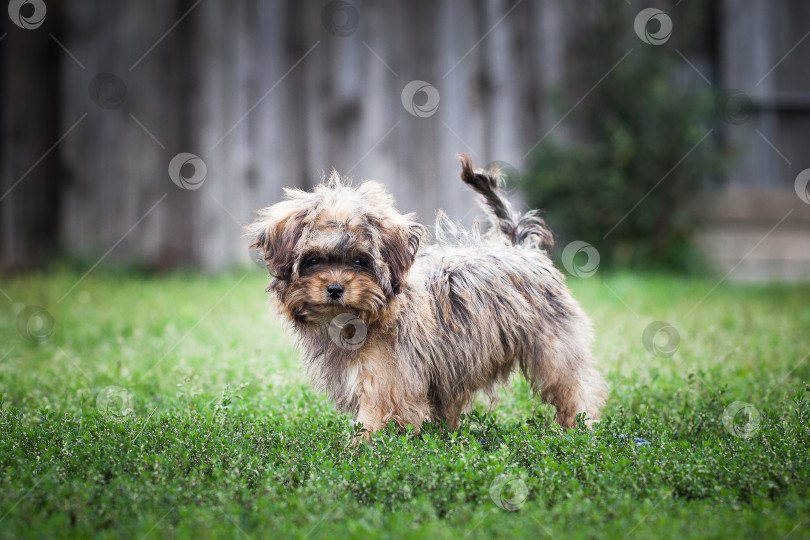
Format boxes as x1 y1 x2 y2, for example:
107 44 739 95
1 0 809 275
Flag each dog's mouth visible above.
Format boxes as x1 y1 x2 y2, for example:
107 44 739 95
288 294 385 327
292 303 365 325
292 306 373 350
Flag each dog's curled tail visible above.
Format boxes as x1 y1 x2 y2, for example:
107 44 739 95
456 153 553 248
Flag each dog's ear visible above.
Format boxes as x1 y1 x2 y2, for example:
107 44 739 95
248 200 308 281
380 215 426 296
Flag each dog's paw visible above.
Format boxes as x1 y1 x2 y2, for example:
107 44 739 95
349 429 371 447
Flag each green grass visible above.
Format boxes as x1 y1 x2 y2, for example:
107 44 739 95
1 270 809 539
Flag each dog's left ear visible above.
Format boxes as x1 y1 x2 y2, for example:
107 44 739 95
246 196 310 281
381 215 426 296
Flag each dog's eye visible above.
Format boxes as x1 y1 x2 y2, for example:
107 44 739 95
302 256 320 269
352 256 370 268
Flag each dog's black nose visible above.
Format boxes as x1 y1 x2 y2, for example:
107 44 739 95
326 283 344 300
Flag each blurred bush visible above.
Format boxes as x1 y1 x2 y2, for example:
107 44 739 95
521 3 729 272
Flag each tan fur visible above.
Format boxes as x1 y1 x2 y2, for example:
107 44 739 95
247 156 608 442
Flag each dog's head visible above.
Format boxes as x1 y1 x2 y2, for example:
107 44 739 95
247 173 426 326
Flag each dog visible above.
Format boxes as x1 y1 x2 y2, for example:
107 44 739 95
248 154 607 442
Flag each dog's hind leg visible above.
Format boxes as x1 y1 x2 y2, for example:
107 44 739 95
530 345 607 429
440 393 475 431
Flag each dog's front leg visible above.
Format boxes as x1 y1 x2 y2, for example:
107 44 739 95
353 390 431 444
353 393 387 444
350 343 431 444
351 343 396 444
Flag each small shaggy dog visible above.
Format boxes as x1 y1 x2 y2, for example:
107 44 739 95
248 155 607 441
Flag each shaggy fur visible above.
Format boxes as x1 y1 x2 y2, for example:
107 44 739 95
247 154 607 441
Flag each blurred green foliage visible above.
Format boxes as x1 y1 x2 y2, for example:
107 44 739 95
522 4 729 272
